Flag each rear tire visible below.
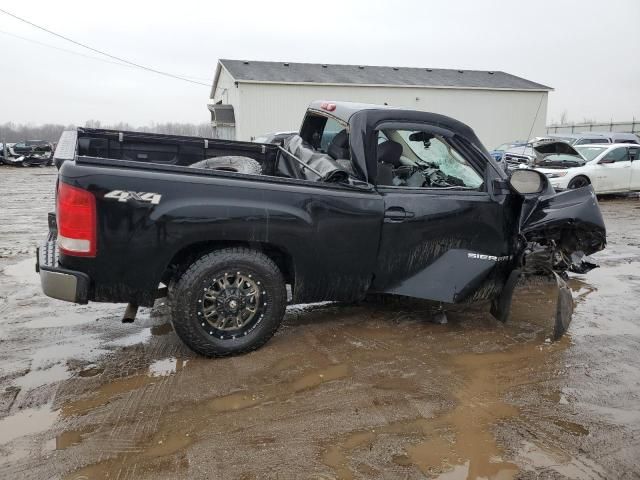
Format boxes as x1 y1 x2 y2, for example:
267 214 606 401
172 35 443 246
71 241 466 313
567 175 590 189
170 248 286 357
190 156 262 175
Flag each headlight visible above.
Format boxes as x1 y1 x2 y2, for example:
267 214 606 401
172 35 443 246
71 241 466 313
545 171 568 179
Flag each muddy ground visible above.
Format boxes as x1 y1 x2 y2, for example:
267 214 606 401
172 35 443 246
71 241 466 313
0 167 639 480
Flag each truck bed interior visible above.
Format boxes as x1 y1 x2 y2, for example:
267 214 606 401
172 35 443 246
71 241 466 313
73 128 350 183
75 127 279 172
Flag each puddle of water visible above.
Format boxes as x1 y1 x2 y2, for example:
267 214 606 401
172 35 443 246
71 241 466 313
78 365 104 378
553 418 589 436
319 337 563 480
55 425 97 450
206 363 350 414
291 364 349 392
13 362 69 390
404 347 530 479
62 375 157 416
434 462 473 480
322 430 377 479
208 391 263 413
0 404 59 445
63 360 352 478
571 261 640 337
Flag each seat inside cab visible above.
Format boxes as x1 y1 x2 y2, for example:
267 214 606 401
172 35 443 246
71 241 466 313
275 113 353 183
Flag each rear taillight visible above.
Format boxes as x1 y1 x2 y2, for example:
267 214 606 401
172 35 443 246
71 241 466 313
57 182 96 257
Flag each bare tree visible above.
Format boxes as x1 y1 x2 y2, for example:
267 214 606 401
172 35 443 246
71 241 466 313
1 121 213 143
559 111 569 125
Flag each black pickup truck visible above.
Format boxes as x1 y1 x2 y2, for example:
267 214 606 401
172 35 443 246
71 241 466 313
37 101 606 356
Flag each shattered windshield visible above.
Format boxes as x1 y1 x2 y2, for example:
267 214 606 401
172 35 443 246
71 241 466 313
394 130 483 188
575 146 607 162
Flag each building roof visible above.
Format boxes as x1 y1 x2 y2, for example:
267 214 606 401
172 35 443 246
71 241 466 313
215 59 552 93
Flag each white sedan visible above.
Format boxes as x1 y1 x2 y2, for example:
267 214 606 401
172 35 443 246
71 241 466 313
537 143 640 193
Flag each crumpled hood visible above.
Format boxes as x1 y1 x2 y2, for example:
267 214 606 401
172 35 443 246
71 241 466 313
520 185 606 257
532 140 581 158
504 140 584 166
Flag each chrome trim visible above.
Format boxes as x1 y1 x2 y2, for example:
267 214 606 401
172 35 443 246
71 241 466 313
40 269 79 302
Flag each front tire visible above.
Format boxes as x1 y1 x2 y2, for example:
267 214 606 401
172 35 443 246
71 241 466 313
567 175 590 189
170 248 286 357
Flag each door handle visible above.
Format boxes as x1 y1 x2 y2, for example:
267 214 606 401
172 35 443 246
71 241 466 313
384 207 414 222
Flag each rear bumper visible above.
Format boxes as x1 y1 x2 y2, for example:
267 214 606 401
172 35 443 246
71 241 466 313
36 239 90 304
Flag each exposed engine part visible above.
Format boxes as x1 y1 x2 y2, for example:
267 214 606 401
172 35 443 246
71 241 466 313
522 240 598 276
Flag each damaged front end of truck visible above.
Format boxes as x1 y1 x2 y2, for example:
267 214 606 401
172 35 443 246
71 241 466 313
493 172 606 338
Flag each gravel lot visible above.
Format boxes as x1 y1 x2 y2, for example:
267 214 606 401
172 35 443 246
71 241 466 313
0 166 639 479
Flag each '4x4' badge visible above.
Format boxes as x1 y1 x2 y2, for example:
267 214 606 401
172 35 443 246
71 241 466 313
104 190 162 205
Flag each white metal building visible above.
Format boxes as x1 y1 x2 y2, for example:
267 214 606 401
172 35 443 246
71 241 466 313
208 59 552 149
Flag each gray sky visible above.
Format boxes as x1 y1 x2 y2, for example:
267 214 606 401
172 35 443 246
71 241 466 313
1 0 638 126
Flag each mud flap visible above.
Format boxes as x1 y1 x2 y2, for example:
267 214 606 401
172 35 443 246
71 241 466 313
490 269 521 323
553 272 574 339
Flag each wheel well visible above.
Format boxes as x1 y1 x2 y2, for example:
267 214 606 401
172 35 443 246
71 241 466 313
162 241 295 286
570 175 591 184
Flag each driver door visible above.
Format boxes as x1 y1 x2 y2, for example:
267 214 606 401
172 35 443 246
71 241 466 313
371 128 512 304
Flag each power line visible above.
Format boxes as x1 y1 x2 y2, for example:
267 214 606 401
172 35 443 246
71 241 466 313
0 29 211 82
0 8 211 87
0 29 139 69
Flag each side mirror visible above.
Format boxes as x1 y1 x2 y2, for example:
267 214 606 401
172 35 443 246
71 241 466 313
509 169 545 195
598 157 614 164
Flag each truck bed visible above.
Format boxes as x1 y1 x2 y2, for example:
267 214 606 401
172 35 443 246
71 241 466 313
55 127 281 173
49 127 381 307
55 127 351 184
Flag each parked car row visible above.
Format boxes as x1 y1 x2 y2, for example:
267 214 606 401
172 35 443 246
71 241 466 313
546 131 640 146
500 139 584 170
538 144 640 194
491 131 639 163
0 140 55 167
489 131 640 195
